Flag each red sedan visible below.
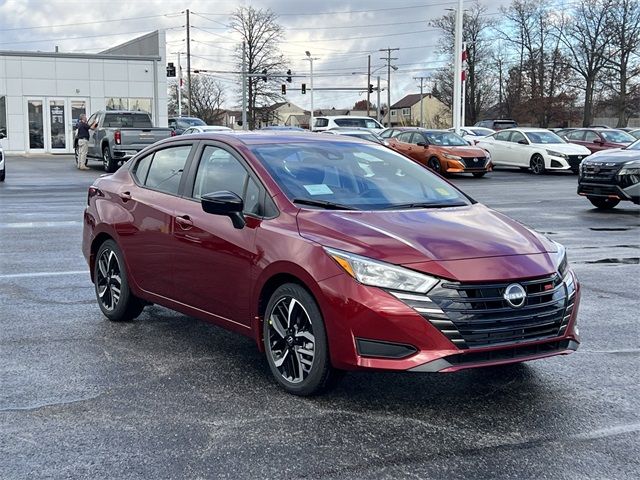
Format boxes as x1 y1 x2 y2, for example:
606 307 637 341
83 133 580 395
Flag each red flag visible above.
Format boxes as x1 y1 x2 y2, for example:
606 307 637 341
462 70 467 82
462 49 468 62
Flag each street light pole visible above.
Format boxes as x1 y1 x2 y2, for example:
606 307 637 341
452 0 463 134
367 55 371 117
380 47 399 127
305 51 318 131
377 76 381 122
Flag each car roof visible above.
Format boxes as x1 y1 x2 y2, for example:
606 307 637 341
175 131 370 146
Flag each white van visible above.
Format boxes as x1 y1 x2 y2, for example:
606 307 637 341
313 116 384 133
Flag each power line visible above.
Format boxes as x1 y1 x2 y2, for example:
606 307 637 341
0 26 183 46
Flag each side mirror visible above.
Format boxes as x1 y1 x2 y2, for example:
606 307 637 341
593 139 603 145
201 191 246 229
518 139 528 145
0 132 5 140
416 141 429 148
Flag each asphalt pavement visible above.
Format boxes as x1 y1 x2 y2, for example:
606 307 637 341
1 155 639 479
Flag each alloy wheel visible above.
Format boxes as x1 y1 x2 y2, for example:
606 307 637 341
530 155 545 175
96 248 122 311
428 157 441 173
266 296 316 384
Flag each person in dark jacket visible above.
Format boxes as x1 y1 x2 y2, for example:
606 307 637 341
76 114 97 170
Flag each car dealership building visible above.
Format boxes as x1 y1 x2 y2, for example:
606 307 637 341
0 31 168 155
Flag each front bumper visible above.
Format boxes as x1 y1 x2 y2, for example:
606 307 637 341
317 272 581 372
443 157 493 174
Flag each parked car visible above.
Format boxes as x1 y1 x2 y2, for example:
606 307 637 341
169 116 206 135
83 132 580 395
312 116 384 133
448 126 495 144
324 127 387 145
261 126 305 131
475 128 591 174
182 125 233 134
562 128 635 154
0 132 5 181
76 111 174 172
474 119 518 130
555 128 577 139
577 139 640 209
382 127 493 177
620 128 640 140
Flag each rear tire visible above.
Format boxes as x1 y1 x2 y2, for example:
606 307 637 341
529 154 546 175
94 239 144 322
0 167 5 182
263 283 340 396
103 146 117 173
588 196 620 210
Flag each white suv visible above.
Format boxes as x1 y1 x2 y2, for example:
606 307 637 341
313 116 384 133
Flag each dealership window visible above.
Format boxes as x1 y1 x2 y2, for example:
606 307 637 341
0 96 7 138
105 97 153 120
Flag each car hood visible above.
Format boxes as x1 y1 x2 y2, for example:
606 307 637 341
440 145 489 156
297 203 557 267
584 148 640 164
540 143 591 155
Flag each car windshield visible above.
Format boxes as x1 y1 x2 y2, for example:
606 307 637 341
470 128 493 136
600 130 635 143
524 131 566 144
178 118 205 127
626 139 640 150
423 131 469 146
103 113 152 128
251 142 471 210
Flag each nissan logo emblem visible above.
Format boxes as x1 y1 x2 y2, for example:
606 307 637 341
473 158 478 162
503 283 526 308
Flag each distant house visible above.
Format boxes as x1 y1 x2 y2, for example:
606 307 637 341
256 102 305 128
390 93 448 128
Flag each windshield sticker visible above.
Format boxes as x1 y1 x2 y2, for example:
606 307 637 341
435 187 453 197
303 184 334 195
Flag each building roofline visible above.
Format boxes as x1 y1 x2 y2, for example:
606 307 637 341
100 30 160 55
0 50 160 62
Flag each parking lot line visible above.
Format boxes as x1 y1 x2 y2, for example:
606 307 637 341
0 270 87 279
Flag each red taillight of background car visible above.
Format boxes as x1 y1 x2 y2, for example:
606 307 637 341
114 130 121 145
170 130 177 137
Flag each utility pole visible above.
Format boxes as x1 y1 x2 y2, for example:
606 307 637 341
452 0 463 133
414 76 429 127
241 42 247 130
366 55 371 117
380 47 399 127
377 76 381 122
461 41 467 128
186 9 192 116
177 52 182 117
305 51 319 131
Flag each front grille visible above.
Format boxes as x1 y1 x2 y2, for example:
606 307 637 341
581 163 620 182
460 157 487 169
567 155 587 169
391 274 571 349
578 183 622 197
445 340 575 365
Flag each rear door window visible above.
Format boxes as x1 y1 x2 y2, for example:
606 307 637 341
509 131 526 144
494 131 511 142
396 132 415 143
583 131 599 142
567 130 586 141
144 146 192 195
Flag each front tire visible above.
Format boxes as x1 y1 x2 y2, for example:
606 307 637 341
0 168 5 182
103 146 117 173
263 283 338 396
94 239 144 321
529 154 546 175
427 156 442 175
588 196 620 210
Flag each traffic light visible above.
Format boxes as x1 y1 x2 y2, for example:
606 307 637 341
166 62 176 77
281 84 287 95
301 83 306 94
286 69 292 83
368 84 374 93
262 69 268 82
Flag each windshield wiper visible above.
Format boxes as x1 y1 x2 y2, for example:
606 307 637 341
292 198 359 211
382 202 467 210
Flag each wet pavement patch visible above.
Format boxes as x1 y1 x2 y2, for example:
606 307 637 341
583 258 640 265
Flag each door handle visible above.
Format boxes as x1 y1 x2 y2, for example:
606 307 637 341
119 191 132 202
176 215 193 229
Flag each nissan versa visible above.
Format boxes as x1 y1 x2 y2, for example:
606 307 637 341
83 133 580 395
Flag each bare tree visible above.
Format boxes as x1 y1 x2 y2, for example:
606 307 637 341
556 0 613 127
604 0 640 126
497 0 571 126
230 6 287 130
168 76 226 125
431 0 495 125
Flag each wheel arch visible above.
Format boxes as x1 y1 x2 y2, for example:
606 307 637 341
89 232 115 283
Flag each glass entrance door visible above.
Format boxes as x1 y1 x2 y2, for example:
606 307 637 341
27 99 45 152
70 99 88 154
48 99 67 152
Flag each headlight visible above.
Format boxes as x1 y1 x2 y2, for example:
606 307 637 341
324 247 439 293
551 241 568 276
443 153 462 161
619 160 640 176
546 150 568 159
484 150 491 161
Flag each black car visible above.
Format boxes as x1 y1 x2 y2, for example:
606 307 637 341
474 119 518 130
168 116 205 135
578 140 640 209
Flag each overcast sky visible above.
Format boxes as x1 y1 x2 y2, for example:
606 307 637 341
0 0 512 110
